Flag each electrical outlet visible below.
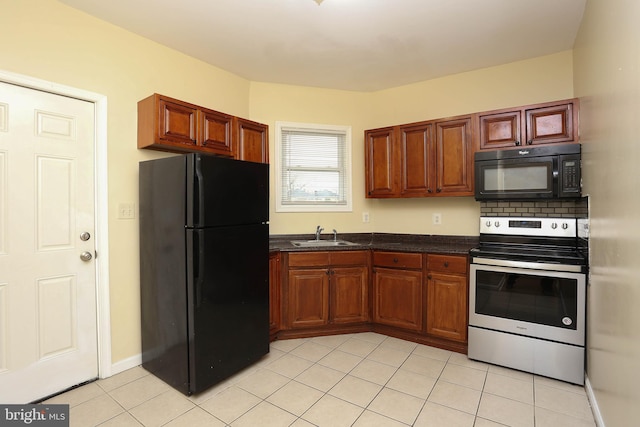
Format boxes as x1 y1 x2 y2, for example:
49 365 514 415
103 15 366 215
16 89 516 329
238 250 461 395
433 213 442 225
118 203 136 219
362 212 370 223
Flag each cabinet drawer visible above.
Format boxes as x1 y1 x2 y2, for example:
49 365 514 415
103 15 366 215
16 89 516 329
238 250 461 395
373 251 423 269
427 254 467 275
329 251 369 266
288 251 330 267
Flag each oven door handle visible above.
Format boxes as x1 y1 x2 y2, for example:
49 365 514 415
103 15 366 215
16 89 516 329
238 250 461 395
471 257 584 273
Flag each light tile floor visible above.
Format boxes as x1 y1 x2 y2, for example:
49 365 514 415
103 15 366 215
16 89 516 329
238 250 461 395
44 333 597 426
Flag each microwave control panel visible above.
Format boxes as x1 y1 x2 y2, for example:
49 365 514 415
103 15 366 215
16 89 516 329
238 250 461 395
560 155 581 195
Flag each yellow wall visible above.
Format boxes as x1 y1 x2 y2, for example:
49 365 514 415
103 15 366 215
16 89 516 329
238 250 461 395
573 0 640 425
256 51 574 236
0 0 252 363
1 0 575 365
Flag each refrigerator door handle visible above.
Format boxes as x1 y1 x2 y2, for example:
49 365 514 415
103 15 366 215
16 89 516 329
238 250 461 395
193 230 205 307
193 159 205 226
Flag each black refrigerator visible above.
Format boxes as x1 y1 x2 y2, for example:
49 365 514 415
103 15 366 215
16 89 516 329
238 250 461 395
139 153 269 396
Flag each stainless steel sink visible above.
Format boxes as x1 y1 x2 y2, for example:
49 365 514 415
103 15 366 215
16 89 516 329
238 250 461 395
291 239 360 247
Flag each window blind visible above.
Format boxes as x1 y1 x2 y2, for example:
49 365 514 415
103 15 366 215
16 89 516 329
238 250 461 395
280 127 348 206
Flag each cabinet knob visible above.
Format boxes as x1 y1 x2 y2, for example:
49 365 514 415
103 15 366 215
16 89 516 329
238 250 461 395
444 261 449 267
527 140 533 145
436 188 442 193
427 188 433 193
427 274 432 280
393 258 398 263
515 140 521 146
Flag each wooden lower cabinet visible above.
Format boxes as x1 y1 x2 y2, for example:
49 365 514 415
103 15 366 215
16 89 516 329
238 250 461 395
373 267 423 331
285 251 369 330
269 252 281 337
426 254 468 342
372 251 424 332
288 268 329 329
331 267 369 324
276 249 469 352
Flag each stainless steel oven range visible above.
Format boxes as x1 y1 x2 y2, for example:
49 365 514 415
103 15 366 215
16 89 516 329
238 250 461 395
468 217 587 385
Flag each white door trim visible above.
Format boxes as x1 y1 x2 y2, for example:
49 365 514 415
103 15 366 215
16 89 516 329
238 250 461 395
0 69 112 379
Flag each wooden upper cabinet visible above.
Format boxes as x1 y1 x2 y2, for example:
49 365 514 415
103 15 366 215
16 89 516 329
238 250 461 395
138 94 269 163
478 98 579 150
365 116 473 198
138 94 198 151
525 102 575 145
434 116 473 196
200 108 234 156
365 127 398 197
235 117 269 163
478 110 521 149
400 122 433 196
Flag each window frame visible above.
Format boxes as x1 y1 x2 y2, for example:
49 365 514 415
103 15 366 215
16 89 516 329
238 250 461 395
275 121 352 213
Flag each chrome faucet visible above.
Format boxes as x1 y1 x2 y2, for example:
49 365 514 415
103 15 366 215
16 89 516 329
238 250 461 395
315 225 324 241
333 229 338 242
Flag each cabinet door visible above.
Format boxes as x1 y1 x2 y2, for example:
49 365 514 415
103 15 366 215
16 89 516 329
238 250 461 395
158 96 198 148
399 123 433 196
479 110 522 149
330 266 369 324
199 108 234 156
288 268 329 329
365 127 398 197
269 252 281 336
434 117 473 196
525 102 575 146
235 118 269 163
373 267 423 331
426 272 467 342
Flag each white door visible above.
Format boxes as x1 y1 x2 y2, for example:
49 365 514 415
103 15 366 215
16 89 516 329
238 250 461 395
0 81 98 403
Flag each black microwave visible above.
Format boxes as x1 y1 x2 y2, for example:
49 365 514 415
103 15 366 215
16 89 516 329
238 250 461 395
474 144 581 200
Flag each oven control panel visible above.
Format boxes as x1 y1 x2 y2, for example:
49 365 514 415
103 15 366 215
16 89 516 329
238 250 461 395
480 217 577 237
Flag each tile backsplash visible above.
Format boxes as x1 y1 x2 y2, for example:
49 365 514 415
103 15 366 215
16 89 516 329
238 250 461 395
480 197 589 218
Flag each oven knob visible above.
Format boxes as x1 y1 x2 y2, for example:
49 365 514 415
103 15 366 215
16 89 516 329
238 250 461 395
494 221 500 228
562 223 569 230
486 220 491 227
551 223 558 229
562 317 573 326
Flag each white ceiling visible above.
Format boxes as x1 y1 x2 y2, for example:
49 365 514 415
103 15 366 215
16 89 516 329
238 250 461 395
58 0 586 92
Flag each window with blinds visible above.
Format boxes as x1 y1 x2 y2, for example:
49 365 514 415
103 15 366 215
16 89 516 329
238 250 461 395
276 122 352 212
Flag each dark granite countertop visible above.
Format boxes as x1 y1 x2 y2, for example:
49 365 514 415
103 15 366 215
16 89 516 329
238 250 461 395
270 232 479 256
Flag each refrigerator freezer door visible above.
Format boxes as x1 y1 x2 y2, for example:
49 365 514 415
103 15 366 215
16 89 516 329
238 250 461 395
186 223 270 394
186 154 269 228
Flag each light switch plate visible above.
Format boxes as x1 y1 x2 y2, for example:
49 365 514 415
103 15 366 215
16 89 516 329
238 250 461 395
118 203 136 219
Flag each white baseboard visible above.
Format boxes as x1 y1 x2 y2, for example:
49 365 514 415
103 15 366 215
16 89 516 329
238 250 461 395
585 375 605 427
109 353 142 377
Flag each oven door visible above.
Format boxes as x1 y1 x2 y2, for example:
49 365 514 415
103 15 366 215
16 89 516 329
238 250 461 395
469 260 585 346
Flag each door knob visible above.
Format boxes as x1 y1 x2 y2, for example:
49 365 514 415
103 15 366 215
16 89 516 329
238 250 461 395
80 251 93 262
80 232 91 241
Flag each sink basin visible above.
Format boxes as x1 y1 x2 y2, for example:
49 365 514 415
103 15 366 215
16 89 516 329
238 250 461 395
291 239 360 247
